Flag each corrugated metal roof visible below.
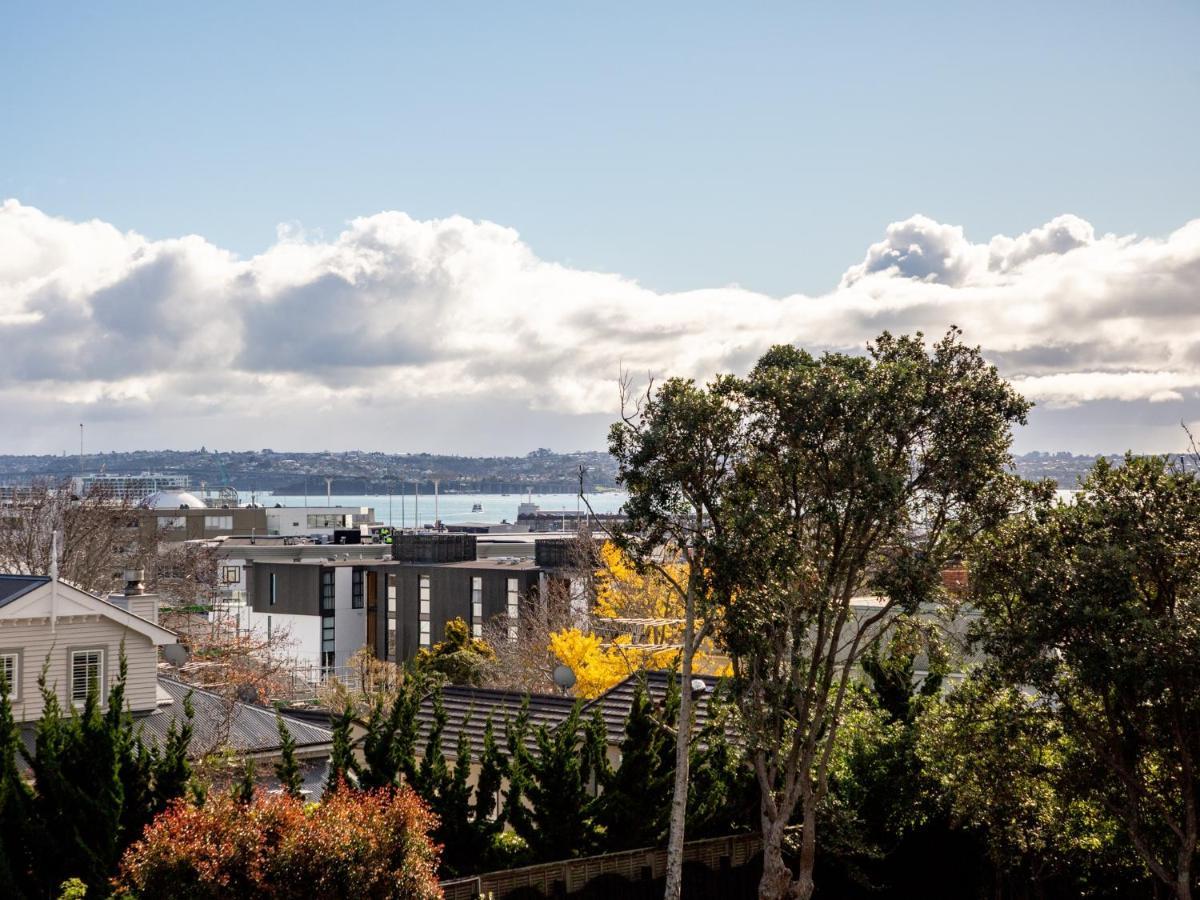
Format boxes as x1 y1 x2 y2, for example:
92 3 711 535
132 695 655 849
155 677 334 757
18 678 333 771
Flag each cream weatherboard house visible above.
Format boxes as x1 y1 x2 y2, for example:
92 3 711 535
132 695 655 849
0 572 176 721
0 569 335 792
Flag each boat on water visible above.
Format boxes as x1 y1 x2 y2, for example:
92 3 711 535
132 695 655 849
471 503 483 512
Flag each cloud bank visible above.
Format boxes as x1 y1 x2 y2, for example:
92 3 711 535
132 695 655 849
2 199 1200 453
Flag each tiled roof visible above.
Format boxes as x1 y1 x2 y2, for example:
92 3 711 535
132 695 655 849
583 670 723 747
0 575 50 608
413 672 725 759
415 685 577 758
283 671 729 763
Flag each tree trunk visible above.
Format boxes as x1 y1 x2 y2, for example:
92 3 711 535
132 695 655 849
759 817 796 900
662 607 696 900
795 802 817 900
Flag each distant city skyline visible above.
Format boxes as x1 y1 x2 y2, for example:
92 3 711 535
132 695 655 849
2 3 1198 456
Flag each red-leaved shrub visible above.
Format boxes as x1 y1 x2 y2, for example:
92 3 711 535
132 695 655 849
115 786 442 899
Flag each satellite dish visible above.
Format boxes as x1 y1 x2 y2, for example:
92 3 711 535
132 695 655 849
552 665 577 690
162 644 190 667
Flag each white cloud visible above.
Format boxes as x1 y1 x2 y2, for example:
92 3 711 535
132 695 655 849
2 200 1200 452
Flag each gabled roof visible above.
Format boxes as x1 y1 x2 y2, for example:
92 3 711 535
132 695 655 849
0 576 176 645
0 575 51 608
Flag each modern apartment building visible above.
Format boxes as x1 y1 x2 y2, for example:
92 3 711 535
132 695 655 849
242 533 563 676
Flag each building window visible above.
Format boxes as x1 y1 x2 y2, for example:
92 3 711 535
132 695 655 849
321 569 336 675
307 513 350 529
471 576 483 638
269 572 277 606
0 652 18 697
70 649 104 703
387 574 397 660
157 516 185 531
507 577 519 642
351 569 364 609
419 574 431 648
221 565 241 584
321 570 335 612
205 514 233 530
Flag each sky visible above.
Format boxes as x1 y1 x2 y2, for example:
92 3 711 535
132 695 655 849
1 2 1199 456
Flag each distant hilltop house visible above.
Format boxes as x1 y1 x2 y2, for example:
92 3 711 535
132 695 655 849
0 570 332 789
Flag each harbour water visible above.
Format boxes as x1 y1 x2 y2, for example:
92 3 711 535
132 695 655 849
237 490 628 528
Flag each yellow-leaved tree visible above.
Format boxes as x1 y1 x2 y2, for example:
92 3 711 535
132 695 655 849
548 541 728 698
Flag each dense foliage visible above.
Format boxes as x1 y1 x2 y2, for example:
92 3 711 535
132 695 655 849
116 788 441 899
0 651 193 899
969 455 1200 898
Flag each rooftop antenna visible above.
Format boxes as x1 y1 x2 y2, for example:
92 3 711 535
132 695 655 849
79 423 84 481
325 477 332 507
433 478 440 531
414 480 421 530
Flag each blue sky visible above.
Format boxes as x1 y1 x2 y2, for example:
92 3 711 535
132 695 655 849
4 2 1197 296
2 3 1199 456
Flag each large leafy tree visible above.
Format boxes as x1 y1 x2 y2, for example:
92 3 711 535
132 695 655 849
609 371 743 899
718 331 1026 899
970 455 1200 899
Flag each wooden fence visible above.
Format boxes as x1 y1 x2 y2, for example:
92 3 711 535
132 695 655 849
442 832 762 900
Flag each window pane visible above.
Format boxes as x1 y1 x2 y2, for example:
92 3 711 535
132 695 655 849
71 650 101 702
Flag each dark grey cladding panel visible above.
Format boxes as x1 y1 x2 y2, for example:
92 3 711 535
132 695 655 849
392 533 477 564
248 563 321 615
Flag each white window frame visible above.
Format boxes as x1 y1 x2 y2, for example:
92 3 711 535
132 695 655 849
70 648 105 705
205 514 233 530
0 650 19 700
471 576 483 638
419 575 432 647
506 577 519 642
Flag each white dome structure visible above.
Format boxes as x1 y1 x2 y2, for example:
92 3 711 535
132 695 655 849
140 490 207 510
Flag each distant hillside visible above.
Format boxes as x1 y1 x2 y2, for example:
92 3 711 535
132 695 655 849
0 448 1159 493
1010 452 1128 489
0 447 619 494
